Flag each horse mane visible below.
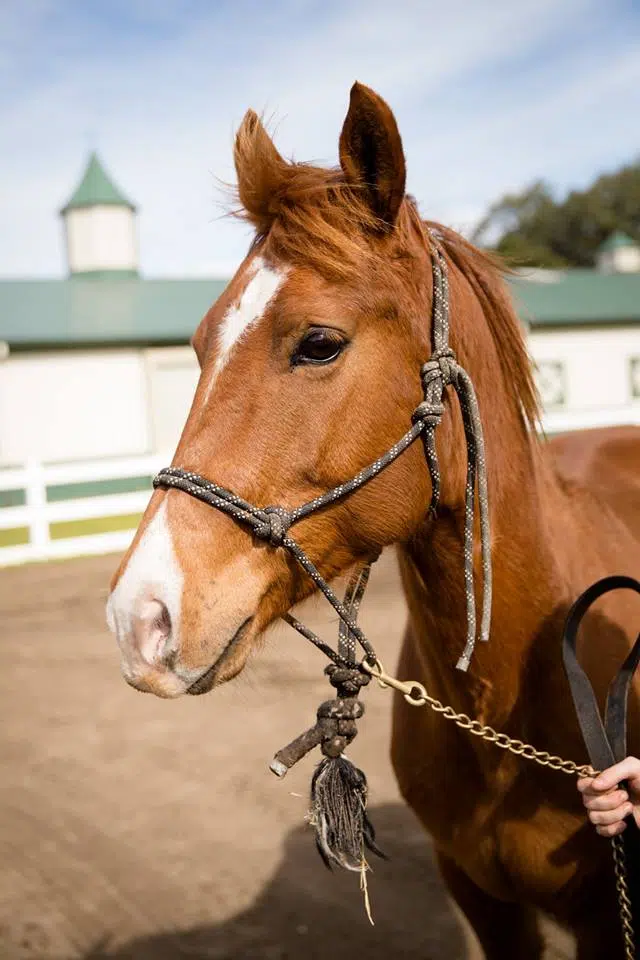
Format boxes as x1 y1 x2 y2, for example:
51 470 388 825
427 222 540 431
233 116 540 432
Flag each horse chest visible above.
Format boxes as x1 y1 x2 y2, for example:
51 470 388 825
392 699 585 903
417 774 584 903
465 802 586 901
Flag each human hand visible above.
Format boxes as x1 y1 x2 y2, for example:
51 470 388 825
577 757 640 837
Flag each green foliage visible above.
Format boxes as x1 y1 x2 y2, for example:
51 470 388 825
472 161 640 268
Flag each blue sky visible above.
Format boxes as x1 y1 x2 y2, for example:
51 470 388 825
2 0 639 277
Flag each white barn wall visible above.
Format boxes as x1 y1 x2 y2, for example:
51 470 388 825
1 327 639 470
528 325 640 412
0 350 150 466
144 346 200 454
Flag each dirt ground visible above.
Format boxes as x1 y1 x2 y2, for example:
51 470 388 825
0 550 574 960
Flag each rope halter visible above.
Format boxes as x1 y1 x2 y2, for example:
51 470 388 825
154 246 492 679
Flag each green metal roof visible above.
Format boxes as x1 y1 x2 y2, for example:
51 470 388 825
508 269 640 327
0 269 639 349
61 152 136 214
597 230 638 253
0 277 227 347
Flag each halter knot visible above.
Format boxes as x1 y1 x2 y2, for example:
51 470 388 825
325 663 371 697
317 696 365 758
413 347 460 428
254 506 291 546
421 346 458 389
412 399 445 428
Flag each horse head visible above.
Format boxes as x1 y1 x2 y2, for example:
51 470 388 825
107 83 536 699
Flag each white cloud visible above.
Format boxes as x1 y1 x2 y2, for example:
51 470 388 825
1 0 638 277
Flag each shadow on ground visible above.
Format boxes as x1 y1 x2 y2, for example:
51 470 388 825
82 803 467 960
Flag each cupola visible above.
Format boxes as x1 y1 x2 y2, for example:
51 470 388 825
596 231 640 274
60 152 138 277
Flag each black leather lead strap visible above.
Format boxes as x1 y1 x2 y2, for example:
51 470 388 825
606 622 640 766
562 575 640 772
562 575 640 955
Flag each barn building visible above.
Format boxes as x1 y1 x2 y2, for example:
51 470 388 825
1 153 639 470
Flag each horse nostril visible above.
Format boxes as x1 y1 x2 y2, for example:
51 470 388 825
153 600 172 639
135 598 173 664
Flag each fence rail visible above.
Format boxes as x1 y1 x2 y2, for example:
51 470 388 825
1 405 639 566
0 453 165 566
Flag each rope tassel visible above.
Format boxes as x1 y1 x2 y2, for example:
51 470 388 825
310 755 384 871
270 567 384 890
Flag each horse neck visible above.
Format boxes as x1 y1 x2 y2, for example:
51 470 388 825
398 437 561 729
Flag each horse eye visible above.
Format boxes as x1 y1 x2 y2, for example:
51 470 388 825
293 329 346 366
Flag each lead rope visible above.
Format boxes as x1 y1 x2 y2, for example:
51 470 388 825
612 834 636 959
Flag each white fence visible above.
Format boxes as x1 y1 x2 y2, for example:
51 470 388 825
0 453 165 566
1 406 639 566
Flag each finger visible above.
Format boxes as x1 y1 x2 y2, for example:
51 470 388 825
596 821 627 838
577 777 595 794
589 804 633 826
583 790 628 812
593 757 640 792
578 778 620 800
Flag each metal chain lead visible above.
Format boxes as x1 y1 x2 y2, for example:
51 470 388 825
364 660 635 958
612 833 636 960
364 660 596 777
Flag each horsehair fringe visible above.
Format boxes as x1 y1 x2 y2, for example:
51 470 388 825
310 755 382 870
153 243 493 676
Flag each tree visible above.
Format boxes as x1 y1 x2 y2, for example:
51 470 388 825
472 161 640 268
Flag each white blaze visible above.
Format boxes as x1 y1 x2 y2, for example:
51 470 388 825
204 256 287 401
107 499 183 658
106 258 287 673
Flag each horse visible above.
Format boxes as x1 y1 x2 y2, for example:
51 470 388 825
107 83 640 958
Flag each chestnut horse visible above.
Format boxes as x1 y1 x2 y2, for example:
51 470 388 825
107 84 640 958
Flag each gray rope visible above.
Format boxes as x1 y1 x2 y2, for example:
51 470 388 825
411 249 492 670
153 245 492 672
281 561 372 669
338 563 372 665
152 468 379 664
269 565 373 776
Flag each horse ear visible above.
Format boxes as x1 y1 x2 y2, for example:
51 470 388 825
234 110 287 232
339 82 406 229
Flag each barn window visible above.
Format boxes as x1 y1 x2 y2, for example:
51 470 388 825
534 360 567 409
